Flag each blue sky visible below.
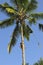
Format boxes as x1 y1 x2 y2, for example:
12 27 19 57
0 0 43 65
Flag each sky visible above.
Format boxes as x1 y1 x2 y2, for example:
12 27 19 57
0 0 43 65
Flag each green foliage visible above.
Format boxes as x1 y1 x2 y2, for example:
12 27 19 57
30 13 43 19
22 22 33 40
39 24 43 31
10 0 29 9
0 16 15 28
26 0 37 12
34 58 43 65
26 13 43 25
27 16 36 25
34 63 38 65
0 2 17 16
8 24 20 53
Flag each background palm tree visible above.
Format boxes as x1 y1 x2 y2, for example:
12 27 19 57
34 58 43 65
0 0 43 65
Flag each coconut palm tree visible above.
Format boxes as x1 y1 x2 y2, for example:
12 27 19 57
34 58 43 65
0 0 43 65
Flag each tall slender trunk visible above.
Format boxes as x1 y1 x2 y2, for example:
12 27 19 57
21 24 25 65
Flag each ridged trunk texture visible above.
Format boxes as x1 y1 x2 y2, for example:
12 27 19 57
21 24 25 65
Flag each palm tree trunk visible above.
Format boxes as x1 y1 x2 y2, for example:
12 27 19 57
21 24 25 65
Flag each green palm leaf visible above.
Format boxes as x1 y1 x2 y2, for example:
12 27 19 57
29 17 36 24
26 0 37 12
20 0 29 9
39 23 43 31
15 0 22 8
0 16 15 28
27 16 36 25
10 0 22 9
26 13 43 25
22 22 33 40
10 0 19 9
0 2 17 15
30 13 43 19
10 0 29 9
8 24 20 53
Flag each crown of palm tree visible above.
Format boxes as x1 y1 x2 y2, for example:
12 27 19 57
0 0 43 53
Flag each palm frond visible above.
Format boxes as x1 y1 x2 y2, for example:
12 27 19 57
26 0 37 12
30 13 43 19
20 0 29 9
0 16 15 28
39 23 43 31
10 0 22 9
10 0 29 10
26 25 33 33
10 0 19 9
26 15 36 25
8 24 20 53
22 22 33 40
0 2 17 16
29 17 36 25
0 2 10 8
